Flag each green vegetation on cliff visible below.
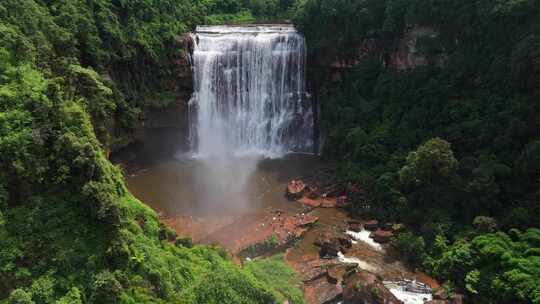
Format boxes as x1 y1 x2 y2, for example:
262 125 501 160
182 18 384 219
0 1 302 303
293 0 540 303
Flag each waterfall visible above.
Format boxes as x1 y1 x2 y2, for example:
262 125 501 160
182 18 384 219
189 25 314 158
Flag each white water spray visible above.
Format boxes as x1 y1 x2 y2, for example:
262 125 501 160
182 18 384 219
189 25 313 158
186 25 313 211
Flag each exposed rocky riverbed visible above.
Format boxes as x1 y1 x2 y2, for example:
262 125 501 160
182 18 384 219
120 152 452 304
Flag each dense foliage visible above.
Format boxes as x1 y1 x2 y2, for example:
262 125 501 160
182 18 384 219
0 1 302 303
293 0 540 303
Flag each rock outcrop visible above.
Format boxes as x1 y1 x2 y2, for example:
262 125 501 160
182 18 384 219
286 180 307 200
427 290 464 304
342 271 403 304
348 221 362 232
370 229 394 244
315 231 352 258
364 220 380 231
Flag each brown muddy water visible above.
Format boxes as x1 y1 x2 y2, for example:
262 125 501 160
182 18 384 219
120 146 438 304
124 152 331 250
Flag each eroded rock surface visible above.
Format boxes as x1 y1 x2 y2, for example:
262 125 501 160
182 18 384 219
370 229 394 244
343 271 403 304
315 231 352 258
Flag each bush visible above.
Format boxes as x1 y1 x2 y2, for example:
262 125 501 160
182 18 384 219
393 231 426 267
175 237 194 248
8 289 34 304
473 216 497 233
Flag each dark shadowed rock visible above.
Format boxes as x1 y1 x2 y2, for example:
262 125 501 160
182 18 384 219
315 231 352 258
348 221 362 232
364 220 379 231
304 275 343 304
380 222 394 231
343 271 403 304
327 263 357 284
427 290 464 304
433 289 449 300
370 229 394 244
286 180 307 200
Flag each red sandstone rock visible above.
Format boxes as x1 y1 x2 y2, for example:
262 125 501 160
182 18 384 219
320 197 338 208
304 275 342 304
370 229 394 244
326 263 356 284
286 180 307 200
297 197 321 207
314 231 352 258
348 221 362 232
364 220 380 231
343 271 403 304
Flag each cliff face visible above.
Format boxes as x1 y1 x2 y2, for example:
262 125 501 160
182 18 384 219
141 34 193 130
111 26 445 159
109 34 194 161
387 26 445 70
307 25 446 84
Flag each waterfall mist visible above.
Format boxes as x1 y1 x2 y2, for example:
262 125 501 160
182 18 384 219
187 25 313 212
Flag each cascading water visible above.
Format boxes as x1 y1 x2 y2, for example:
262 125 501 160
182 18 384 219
189 25 313 158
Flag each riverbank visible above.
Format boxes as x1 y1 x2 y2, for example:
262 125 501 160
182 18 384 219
119 151 444 304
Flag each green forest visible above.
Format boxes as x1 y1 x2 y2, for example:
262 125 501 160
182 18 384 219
1 0 539 303
294 0 540 303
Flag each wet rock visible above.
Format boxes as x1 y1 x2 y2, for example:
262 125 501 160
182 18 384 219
298 214 319 227
286 180 307 200
326 263 357 284
433 289 449 300
370 229 394 244
315 232 351 258
427 291 463 304
320 197 338 208
338 236 353 249
380 222 394 231
304 275 343 304
364 220 379 231
297 197 321 207
348 221 362 232
343 271 403 304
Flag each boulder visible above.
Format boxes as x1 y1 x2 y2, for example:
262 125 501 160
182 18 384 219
450 293 464 304
364 220 379 231
433 289 449 300
343 271 403 304
380 222 394 231
315 232 341 258
315 231 351 258
348 221 362 232
304 275 343 304
370 229 394 244
297 214 319 227
286 180 307 200
432 290 463 304
338 236 353 249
